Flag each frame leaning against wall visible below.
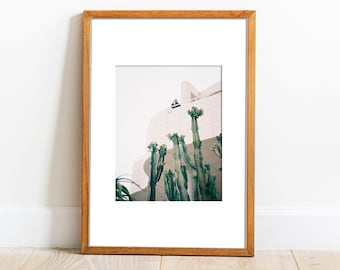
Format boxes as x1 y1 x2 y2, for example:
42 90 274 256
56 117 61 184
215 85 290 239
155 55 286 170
82 10 255 256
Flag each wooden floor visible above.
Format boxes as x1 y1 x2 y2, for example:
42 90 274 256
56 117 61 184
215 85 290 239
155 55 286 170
1 249 340 269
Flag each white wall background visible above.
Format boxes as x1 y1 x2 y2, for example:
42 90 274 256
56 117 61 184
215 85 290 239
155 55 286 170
0 0 340 249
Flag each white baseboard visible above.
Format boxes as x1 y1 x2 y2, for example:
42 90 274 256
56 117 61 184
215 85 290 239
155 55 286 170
0 206 340 249
256 207 340 250
0 206 81 248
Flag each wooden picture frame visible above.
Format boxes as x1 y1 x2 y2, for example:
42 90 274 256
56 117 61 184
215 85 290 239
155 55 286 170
82 10 255 256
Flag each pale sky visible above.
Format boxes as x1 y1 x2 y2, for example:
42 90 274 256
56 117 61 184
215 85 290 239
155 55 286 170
115 66 221 177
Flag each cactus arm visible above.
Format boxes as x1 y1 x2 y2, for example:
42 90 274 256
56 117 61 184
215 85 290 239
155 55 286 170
179 135 196 170
212 134 222 159
164 170 172 200
181 165 188 189
179 135 199 200
192 175 200 200
176 178 187 201
207 174 218 201
168 133 190 201
188 107 208 200
212 146 222 158
148 143 158 201
208 175 218 200
155 144 167 183
165 169 180 201
148 143 167 201
204 164 218 200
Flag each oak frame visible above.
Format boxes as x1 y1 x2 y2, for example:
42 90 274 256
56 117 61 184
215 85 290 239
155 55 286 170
82 10 255 256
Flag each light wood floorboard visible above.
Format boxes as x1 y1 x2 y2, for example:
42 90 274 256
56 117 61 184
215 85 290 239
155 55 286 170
2 249 340 269
20 248 161 270
161 251 298 270
292 250 340 270
0 248 34 270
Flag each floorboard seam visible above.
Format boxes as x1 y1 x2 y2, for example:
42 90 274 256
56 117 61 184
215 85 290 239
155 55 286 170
290 250 301 270
18 248 35 270
159 256 164 270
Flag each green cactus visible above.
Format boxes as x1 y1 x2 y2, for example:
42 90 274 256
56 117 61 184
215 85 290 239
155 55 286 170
178 135 199 200
164 169 180 201
148 143 167 201
212 133 222 171
203 164 218 200
179 135 195 170
167 133 190 201
212 133 222 158
187 107 209 200
149 106 220 201
164 107 220 201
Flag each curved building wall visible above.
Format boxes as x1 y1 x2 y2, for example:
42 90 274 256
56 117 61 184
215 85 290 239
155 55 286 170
145 81 222 149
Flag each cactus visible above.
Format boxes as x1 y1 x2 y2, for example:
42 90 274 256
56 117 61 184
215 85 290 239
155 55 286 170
187 107 209 200
148 106 220 201
164 170 180 201
212 134 222 158
180 134 218 201
203 164 218 200
178 135 199 200
148 143 167 201
167 134 190 201
164 107 220 201
179 135 195 170
212 133 222 171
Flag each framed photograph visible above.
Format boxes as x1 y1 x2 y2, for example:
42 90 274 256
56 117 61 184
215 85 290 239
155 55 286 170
82 10 255 256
